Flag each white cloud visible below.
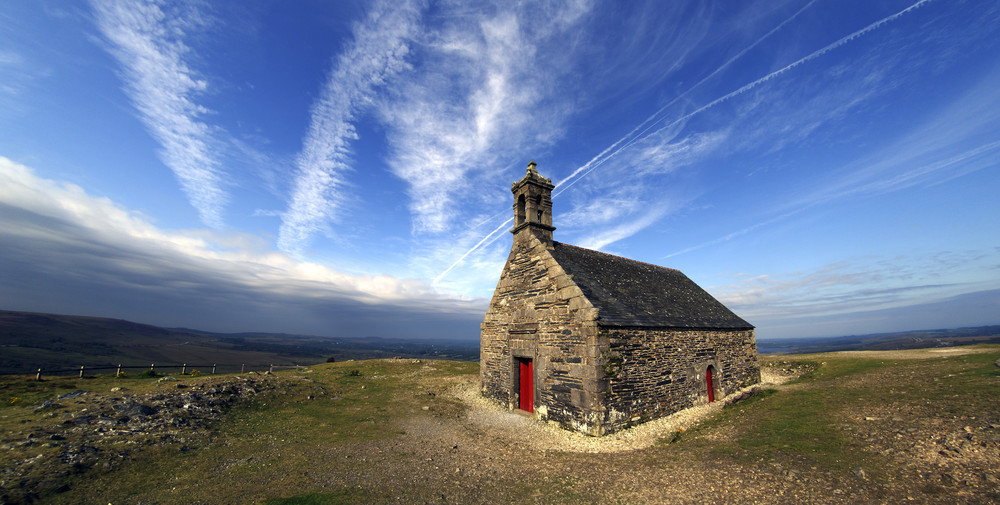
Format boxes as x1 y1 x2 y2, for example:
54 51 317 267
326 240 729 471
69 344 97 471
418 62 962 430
277 0 422 254
574 201 675 251
379 0 591 234
91 0 227 228
0 157 484 337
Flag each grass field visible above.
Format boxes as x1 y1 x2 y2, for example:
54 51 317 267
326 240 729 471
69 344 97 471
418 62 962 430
2 347 999 504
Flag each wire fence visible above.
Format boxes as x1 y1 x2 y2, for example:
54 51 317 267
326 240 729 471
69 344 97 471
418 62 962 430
0 362 317 380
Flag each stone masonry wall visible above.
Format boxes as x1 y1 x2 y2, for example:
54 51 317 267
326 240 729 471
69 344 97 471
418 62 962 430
480 232 607 435
600 327 759 434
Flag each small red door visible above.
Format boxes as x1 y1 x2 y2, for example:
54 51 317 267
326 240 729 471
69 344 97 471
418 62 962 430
706 367 715 403
518 358 534 413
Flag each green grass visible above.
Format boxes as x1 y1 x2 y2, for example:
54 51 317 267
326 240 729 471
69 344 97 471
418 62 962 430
720 387 858 465
5 348 999 504
28 359 479 504
689 347 1000 479
0 372 175 412
263 491 375 505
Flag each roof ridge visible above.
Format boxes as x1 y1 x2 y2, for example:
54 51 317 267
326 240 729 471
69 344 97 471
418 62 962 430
553 241 682 273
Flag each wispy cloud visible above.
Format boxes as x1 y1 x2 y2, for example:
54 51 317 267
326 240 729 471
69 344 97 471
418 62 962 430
0 52 35 121
429 0 836 281
554 0 821 193
574 201 675 251
558 0 938 199
277 0 422 254
380 1 591 234
710 250 999 323
671 61 1000 261
424 0 954 292
91 0 227 227
802 63 1000 205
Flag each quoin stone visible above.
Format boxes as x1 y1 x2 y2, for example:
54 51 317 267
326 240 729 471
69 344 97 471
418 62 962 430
480 162 760 436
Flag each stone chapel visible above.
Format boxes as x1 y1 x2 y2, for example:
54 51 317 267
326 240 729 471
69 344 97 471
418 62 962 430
480 162 760 436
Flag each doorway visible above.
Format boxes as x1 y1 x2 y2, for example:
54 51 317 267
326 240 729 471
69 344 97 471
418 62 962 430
516 357 534 413
706 366 715 403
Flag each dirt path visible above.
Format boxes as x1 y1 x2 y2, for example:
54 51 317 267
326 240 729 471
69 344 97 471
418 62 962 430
373 351 1000 504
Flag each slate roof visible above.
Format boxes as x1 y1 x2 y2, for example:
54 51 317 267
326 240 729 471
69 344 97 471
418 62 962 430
550 242 753 330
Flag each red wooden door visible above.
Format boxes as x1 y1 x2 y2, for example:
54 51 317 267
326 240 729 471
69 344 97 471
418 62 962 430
518 358 534 412
706 367 715 403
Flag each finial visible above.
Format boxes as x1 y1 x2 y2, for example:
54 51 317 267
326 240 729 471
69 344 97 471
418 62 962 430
527 161 538 175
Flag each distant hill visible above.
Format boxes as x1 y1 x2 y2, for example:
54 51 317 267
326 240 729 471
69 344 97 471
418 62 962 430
757 325 1000 354
0 310 479 374
6 309 996 373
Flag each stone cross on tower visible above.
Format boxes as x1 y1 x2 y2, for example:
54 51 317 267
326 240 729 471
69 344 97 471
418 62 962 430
511 161 555 248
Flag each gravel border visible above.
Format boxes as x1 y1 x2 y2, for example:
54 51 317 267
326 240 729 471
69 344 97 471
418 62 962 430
450 373 791 454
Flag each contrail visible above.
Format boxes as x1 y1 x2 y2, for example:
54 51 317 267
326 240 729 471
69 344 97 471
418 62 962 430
555 0 821 196
434 3 820 283
434 217 513 285
559 0 936 194
664 138 1000 260
435 0 935 282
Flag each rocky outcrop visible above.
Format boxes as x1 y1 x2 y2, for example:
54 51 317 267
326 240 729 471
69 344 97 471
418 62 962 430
1 374 276 504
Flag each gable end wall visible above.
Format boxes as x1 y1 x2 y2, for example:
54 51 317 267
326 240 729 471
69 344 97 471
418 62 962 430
480 234 606 435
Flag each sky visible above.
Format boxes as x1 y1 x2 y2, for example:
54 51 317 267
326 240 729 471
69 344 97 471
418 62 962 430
1 0 998 342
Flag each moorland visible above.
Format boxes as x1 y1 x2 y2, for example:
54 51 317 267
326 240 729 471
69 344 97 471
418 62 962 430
2 345 999 504
0 310 478 376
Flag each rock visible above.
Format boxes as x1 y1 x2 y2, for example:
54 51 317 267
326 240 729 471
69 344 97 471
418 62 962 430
157 376 178 382
852 467 868 480
4 375 275 502
33 400 61 412
117 403 157 418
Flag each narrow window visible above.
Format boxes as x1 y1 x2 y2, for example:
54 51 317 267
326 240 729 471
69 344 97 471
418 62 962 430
516 195 526 225
537 210 543 223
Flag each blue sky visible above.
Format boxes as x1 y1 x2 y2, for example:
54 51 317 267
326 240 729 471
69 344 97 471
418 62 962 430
1 0 998 341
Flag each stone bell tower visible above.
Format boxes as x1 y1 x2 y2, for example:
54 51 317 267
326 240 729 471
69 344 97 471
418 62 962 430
511 161 555 248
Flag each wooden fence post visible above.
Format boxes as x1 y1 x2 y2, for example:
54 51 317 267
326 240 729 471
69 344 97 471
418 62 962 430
181 364 187 375
150 363 155 374
269 364 273 373
79 365 85 378
36 368 42 381
240 364 245 374
116 364 122 377
212 364 217 375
